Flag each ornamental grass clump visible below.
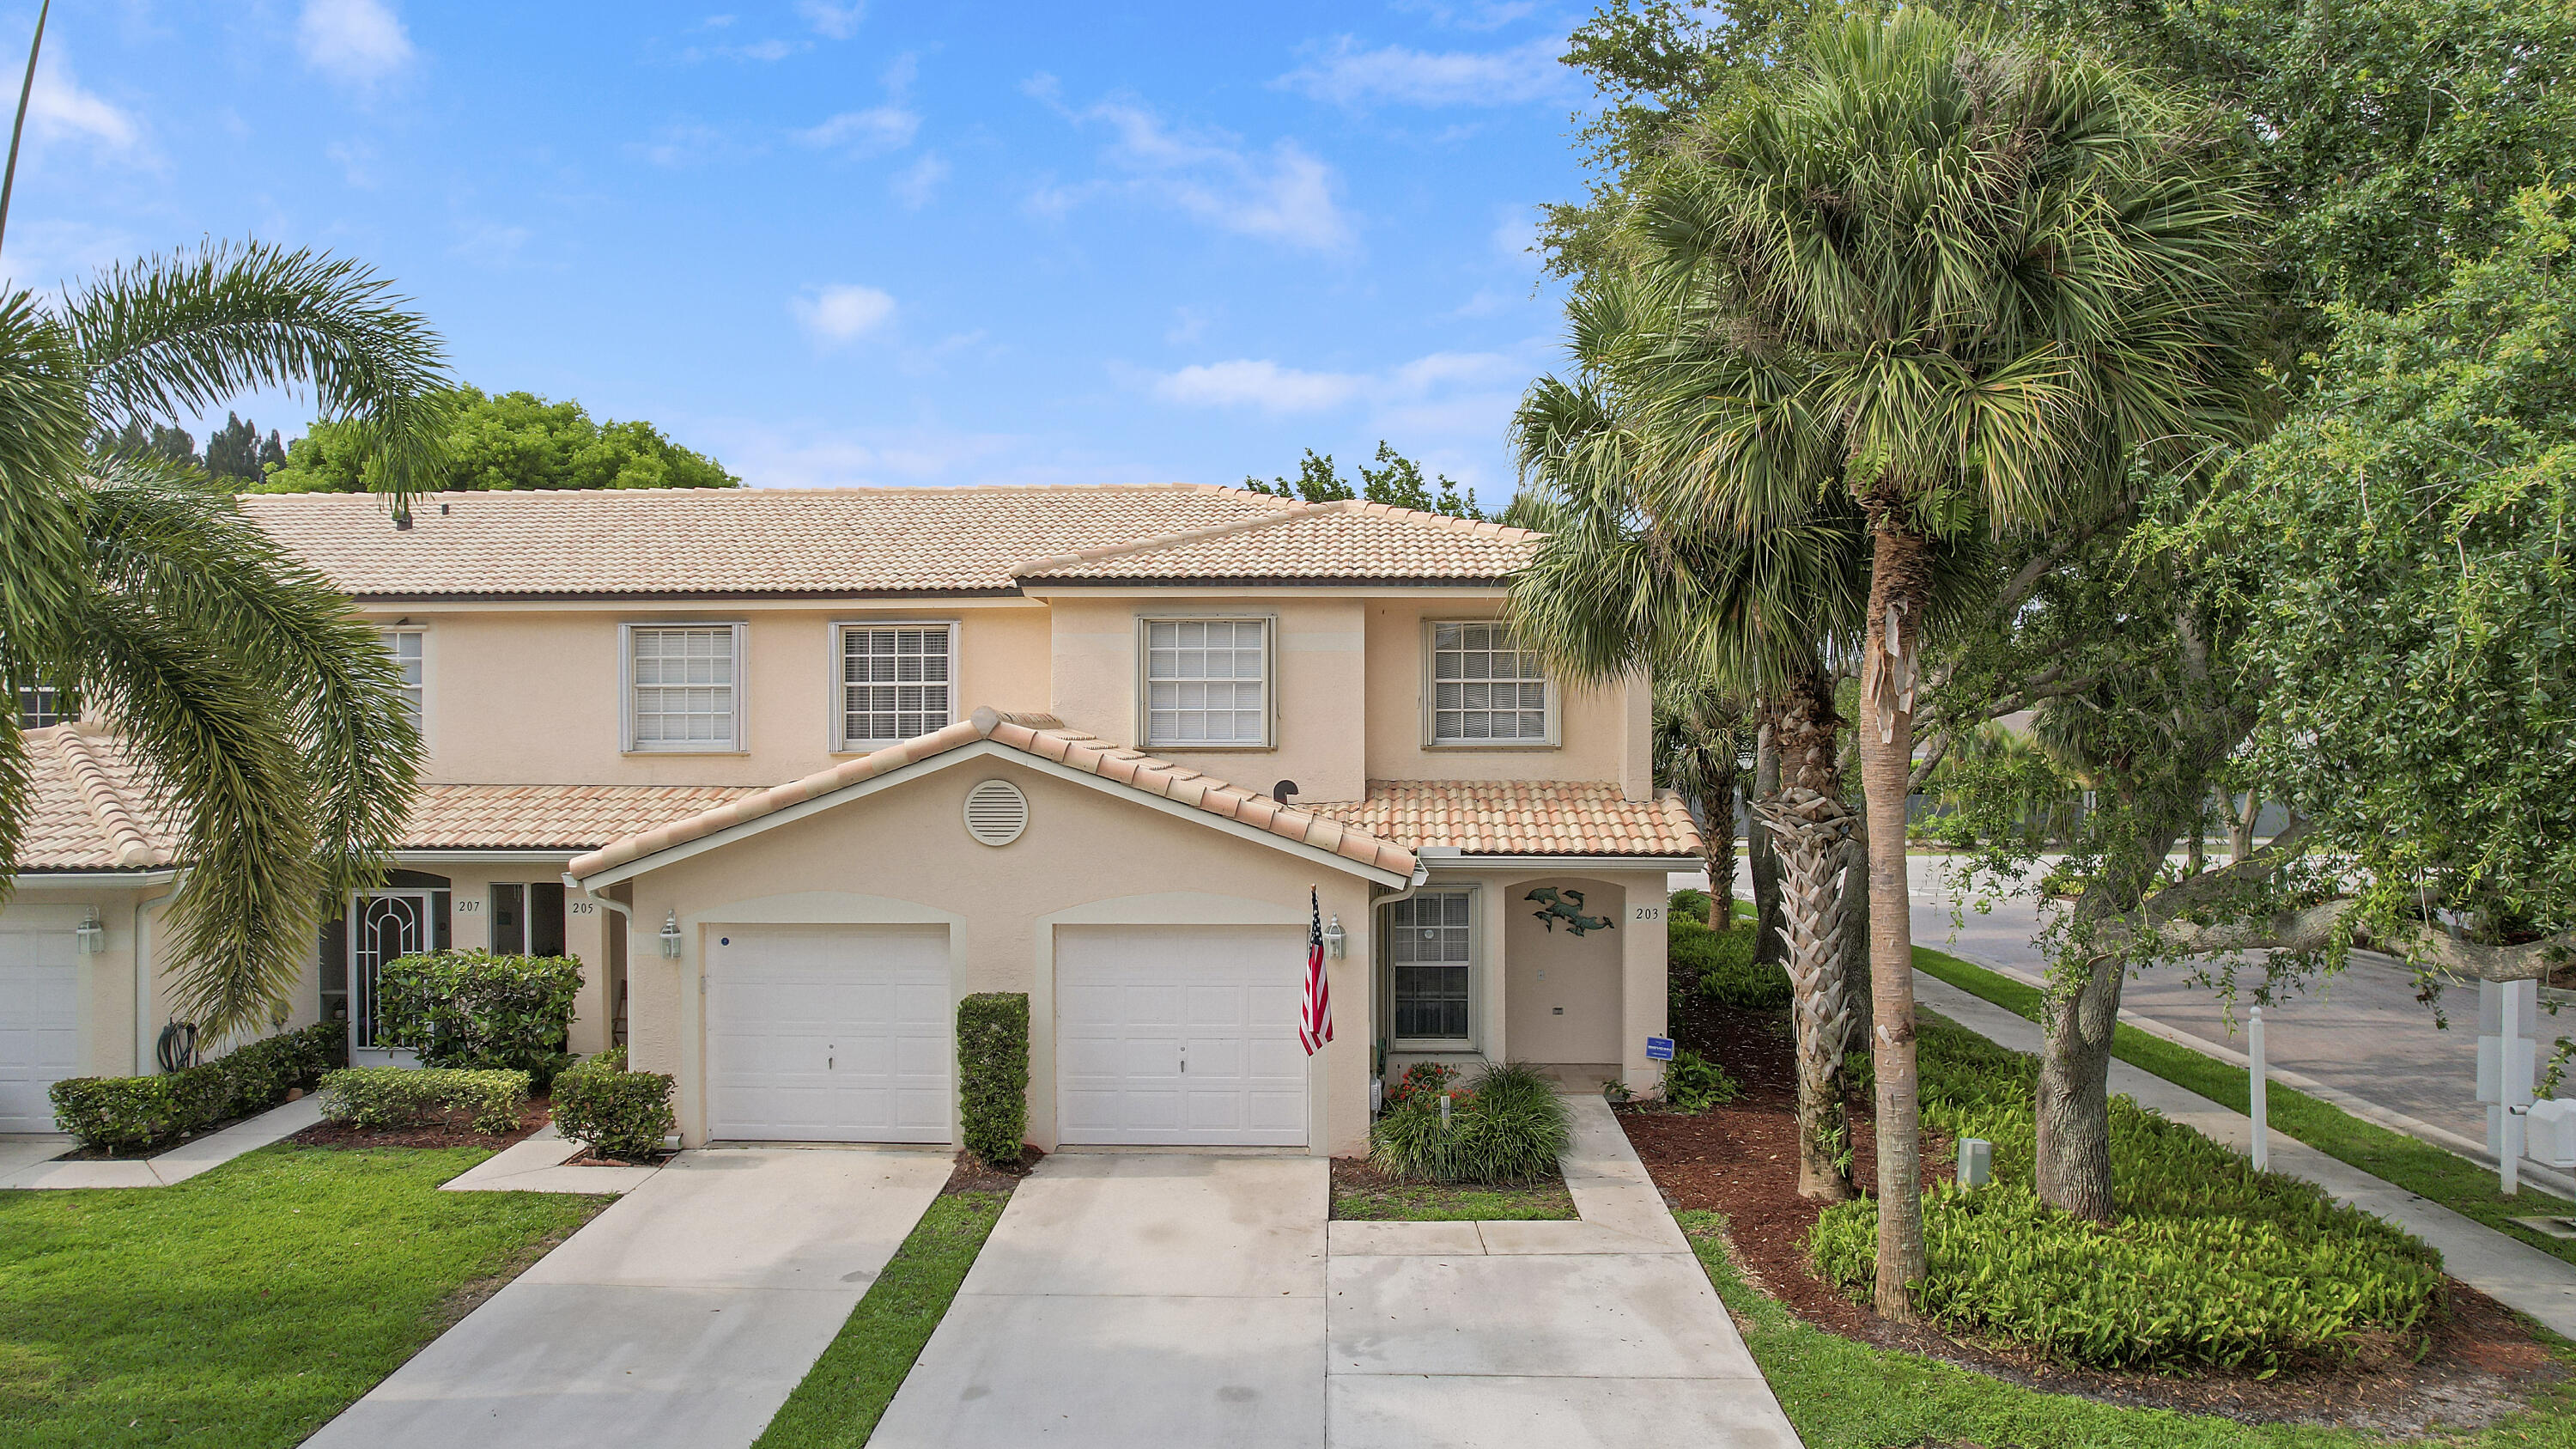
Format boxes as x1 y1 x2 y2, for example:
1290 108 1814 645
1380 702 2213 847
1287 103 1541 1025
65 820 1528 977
1807 1020 2443 1373
1370 1061 1570 1184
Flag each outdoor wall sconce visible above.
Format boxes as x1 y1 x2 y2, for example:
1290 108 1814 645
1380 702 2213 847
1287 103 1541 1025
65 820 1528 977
658 910 683 959
74 913 105 954
1322 915 1346 959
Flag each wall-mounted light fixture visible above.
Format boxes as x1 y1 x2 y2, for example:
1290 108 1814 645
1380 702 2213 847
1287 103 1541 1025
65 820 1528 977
74 913 105 954
1322 915 1346 959
658 910 683 959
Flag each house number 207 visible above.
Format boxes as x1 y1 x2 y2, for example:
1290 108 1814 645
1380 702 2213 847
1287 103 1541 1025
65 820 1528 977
1632 906 1662 922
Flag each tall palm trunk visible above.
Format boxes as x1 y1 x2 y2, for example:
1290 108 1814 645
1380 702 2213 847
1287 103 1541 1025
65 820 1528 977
1762 673 1853 1200
1860 520 1931 1320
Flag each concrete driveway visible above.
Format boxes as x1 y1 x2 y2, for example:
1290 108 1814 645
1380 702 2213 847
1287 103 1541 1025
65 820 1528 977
306 1145 948 1449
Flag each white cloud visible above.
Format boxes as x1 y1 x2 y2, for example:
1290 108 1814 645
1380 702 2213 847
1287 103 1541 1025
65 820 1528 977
1153 360 1364 413
792 283 896 346
298 0 414 83
27 56 145 159
732 37 798 61
891 151 948 209
796 106 917 155
1279 35 1564 107
798 1 865 39
1034 92 1354 253
0 219 139 294
325 139 377 186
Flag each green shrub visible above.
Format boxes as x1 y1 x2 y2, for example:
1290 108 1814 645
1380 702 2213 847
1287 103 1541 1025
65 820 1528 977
377 949 582 1087
1807 1019 2445 1373
1669 910 1791 1010
319 1066 530 1135
1662 1046 1741 1112
49 1021 344 1152
1370 1061 1571 1184
551 1048 675 1160
957 993 1030 1166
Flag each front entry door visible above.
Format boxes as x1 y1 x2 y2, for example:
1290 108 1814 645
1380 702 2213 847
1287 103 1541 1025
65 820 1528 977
351 890 433 1056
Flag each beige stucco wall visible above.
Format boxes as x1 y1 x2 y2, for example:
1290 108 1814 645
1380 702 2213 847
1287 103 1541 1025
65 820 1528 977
611 754 1382 1154
1362 600 1651 798
382 602 1054 787
1502 876 1626 1066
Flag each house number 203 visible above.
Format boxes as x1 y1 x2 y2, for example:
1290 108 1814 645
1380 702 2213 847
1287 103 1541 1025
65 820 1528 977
1632 906 1662 922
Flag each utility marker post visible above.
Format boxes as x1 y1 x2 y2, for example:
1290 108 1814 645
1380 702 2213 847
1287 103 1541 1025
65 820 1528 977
2249 1005 2268 1173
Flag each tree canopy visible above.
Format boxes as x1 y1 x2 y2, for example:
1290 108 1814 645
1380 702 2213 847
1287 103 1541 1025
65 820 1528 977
1245 441 1482 519
255 384 739 493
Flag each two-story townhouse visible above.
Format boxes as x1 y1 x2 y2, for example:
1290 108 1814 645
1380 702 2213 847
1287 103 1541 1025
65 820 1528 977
1 484 1698 1153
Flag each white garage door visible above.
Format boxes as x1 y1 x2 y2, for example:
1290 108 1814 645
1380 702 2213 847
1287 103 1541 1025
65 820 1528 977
706 924 951 1142
1057 925 1308 1147
0 933 81 1135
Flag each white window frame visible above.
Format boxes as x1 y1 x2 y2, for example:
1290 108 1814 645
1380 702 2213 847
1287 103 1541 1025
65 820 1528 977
1137 614 1275 751
621 621 748 754
14 684 67 728
1423 619 1560 749
377 626 427 745
831 619 960 753
1387 886 1479 1050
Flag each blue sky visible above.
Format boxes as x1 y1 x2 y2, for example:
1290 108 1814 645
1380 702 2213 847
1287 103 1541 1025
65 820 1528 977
3 1 1599 509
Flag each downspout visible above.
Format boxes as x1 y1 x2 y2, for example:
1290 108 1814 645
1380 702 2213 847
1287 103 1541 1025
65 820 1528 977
134 868 184 1075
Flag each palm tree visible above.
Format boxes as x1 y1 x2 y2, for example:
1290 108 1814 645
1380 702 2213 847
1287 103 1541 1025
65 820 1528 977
1650 673 1749 930
1619 10 2262 1312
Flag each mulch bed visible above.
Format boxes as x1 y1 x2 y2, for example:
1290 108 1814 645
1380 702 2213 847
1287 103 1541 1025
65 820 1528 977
289 1099 554 1152
945 1146 1043 1194
1632 999 2566 1435
54 1104 276 1162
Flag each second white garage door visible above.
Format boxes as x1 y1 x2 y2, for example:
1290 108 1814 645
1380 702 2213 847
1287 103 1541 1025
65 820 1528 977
0 932 81 1135
1056 924 1308 1147
706 924 951 1142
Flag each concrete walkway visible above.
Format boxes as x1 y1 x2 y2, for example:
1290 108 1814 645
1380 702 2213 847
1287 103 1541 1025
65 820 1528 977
440 1123 662 1195
0 1094 324 1189
1917 971 2576 1339
306 1144 950 1449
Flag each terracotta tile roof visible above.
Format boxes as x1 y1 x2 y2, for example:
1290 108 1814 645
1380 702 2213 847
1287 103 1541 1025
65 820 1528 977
1305 780 1704 858
1011 498 1542 582
405 783 761 850
16 726 179 870
237 484 1299 599
568 706 1419 881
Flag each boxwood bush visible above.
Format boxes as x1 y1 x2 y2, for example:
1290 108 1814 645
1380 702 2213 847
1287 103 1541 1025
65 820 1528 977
377 949 582 1087
1370 1061 1570 1184
1668 892 1790 1011
551 1048 675 1160
50 1020 344 1153
958 993 1030 1167
319 1066 531 1134
1807 1019 2445 1373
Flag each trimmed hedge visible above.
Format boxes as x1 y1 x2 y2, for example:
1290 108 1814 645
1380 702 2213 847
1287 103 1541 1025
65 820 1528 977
552 1048 675 1160
319 1065 530 1135
1807 1019 2445 1373
1668 891 1790 1011
378 949 582 1087
1370 1061 1570 1184
957 993 1030 1167
50 1021 344 1153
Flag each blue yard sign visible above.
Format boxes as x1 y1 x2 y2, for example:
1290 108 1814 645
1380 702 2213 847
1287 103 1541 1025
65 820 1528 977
1645 1036 1674 1061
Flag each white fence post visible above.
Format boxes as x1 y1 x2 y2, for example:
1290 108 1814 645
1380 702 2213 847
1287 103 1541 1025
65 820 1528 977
2505 982 2525 1196
2248 1005 2268 1173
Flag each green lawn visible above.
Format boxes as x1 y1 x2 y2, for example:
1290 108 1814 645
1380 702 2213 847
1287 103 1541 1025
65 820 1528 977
1330 1176 1578 1221
0 1144 609 1449
1913 945 2576 1267
753 1190 1011 1449
1681 1210 2576 1448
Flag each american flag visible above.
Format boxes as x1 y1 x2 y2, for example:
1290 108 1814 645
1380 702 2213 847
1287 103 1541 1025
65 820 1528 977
1299 886 1333 1055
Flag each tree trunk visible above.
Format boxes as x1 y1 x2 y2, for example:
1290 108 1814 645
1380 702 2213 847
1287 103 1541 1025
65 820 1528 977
1752 720 1785 965
1860 521 1931 1321
1760 788 1856 1201
2229 792 2259 863
1840 778 1874 1062
2035 950 2123 1221
1704 795 1738 930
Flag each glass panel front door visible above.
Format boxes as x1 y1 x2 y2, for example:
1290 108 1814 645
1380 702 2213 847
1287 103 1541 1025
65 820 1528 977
351 891 432 1048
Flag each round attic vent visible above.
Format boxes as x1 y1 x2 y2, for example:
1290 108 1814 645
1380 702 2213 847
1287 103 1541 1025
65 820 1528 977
963 779 1029 847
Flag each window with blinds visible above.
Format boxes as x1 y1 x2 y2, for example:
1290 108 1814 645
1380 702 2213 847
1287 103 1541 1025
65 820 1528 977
1389 890 1474 1042
838 623 955 751
627 624 743 752
380 629 424 732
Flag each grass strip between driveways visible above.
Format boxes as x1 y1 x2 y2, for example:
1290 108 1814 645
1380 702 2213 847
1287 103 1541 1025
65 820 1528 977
1679 1210 2576 1448
1913 945 2576 1268
1330 1177 1577 1221
0 1143 610 1449
752 1189 1011 1449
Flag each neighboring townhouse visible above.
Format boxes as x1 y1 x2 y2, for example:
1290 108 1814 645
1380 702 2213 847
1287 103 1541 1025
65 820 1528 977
1 484 1698 1153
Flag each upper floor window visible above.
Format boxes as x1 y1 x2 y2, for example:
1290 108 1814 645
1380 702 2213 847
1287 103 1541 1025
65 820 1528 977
379 628 424 731
15 685 65 728
838 622 956 752
1428 622 1556 746
625 623 744 752
1144 618 1269 748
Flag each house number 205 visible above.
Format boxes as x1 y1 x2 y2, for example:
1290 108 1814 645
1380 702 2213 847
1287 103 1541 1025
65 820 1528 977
1632 906 1663 922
